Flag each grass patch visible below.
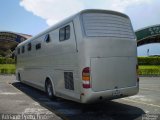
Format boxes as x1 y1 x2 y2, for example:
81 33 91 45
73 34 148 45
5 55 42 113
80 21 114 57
0 64 160 75
139 65 160 75
0 64 15 74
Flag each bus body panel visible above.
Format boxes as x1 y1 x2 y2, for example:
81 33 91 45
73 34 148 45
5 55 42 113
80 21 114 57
79 10 138 96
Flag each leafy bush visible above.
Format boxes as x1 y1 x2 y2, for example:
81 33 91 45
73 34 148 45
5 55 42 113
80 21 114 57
138 57 160 65
0 57 15 64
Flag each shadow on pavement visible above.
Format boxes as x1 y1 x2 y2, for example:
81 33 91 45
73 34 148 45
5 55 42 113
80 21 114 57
12 82 145 120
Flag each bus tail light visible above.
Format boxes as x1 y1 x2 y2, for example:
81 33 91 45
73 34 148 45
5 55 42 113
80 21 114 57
136 65 139 82
82 67 91 88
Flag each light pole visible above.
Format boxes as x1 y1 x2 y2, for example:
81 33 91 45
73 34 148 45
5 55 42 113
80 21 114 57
147 49 149 57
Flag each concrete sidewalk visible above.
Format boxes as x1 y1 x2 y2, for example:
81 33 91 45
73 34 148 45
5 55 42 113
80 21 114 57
0 75 62 120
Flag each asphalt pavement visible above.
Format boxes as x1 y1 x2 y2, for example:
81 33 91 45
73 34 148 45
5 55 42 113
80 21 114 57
0 75 160 120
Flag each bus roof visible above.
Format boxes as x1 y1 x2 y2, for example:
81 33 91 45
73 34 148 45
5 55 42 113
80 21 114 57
17 9 129 47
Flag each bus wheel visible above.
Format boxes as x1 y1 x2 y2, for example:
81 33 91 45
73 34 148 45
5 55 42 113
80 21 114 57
18 73 21 82
45 80 55 99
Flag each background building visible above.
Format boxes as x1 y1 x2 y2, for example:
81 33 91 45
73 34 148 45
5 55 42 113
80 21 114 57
136 24 160 46
136 24 160 56
0 31 31 57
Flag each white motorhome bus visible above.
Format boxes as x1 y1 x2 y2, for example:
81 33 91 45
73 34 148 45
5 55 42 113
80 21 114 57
16 9 139 103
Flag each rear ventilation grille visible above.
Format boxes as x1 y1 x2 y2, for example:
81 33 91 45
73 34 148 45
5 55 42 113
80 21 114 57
82 13 135 39
64 72 74 90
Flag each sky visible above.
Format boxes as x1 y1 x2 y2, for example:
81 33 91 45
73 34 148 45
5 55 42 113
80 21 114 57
0 0 48 35
0 0 160 56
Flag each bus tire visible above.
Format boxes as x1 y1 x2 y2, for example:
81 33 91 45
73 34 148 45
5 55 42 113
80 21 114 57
45 79 55 99
18 73 21 82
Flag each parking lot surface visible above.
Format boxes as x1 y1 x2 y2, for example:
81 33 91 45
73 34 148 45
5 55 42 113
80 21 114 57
0 75 160 120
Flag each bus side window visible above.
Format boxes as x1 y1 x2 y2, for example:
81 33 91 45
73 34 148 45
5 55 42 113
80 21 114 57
35 43 41 50
44 34 50 43
22 46 25 53
28 43 32 51
15 55 17 64
59 25 70 41
65 25 70 40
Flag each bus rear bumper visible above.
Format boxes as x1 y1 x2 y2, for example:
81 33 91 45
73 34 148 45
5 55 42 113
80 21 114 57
80 85 139 103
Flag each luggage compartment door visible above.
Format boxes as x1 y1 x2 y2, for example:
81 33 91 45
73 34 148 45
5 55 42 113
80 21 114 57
91 57 137 92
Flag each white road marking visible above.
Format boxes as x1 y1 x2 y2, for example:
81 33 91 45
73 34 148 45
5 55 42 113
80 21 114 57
0 92 22 95
128 95 152 102
122 98 160 108
140 88 160 92
23 108 52 114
